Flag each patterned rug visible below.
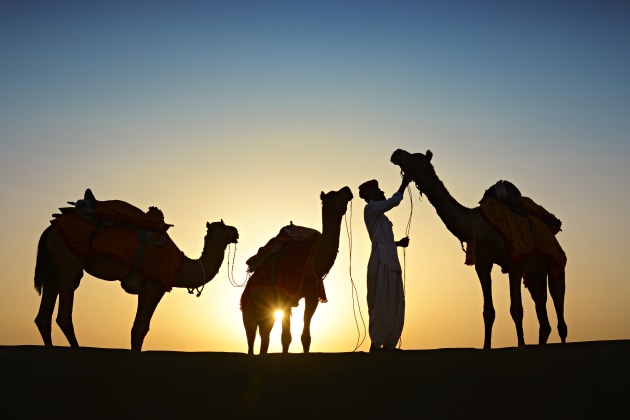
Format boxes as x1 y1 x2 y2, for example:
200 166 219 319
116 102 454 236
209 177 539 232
466 197 566 280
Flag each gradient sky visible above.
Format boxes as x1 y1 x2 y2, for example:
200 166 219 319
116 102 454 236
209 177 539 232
1 1 629 353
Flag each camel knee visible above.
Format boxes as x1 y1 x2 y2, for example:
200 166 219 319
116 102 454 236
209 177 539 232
509 305 523 322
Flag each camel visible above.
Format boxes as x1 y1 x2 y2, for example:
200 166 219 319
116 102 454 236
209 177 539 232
241 186 353 354
34 218 239 351
390 149 567 349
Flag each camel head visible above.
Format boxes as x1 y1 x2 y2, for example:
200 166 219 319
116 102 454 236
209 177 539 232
320 186 353 216
390 149 434 196
205 220 239 245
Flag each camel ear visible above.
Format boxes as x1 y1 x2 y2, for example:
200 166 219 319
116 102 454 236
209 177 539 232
426 150 433 161
206 222 210 229
221 219 225 225
320 191 325 200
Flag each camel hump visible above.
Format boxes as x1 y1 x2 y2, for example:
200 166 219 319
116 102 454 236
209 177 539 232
246 223 321 273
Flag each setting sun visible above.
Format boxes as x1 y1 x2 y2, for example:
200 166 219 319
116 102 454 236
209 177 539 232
274 310 284 321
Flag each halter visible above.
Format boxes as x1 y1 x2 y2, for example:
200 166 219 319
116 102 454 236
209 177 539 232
187 259 207 297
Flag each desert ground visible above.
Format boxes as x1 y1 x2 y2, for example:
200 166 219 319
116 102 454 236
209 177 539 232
1 340 628 419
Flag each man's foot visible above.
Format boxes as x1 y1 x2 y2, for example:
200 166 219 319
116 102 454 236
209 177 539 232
369 344 382 353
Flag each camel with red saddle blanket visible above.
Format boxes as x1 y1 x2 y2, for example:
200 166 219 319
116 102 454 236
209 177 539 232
241 186 353 354
391 149 567 349
34 189 239 351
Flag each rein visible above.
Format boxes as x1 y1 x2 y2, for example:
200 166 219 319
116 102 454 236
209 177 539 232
227 243 247 287
345 201 368 352
396 181 416 350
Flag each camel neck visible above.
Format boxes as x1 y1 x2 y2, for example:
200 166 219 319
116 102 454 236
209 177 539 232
175 242 226 289
421 171 474 243
313 209 344 278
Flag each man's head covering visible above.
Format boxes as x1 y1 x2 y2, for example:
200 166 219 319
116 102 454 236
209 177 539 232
358 179 379 199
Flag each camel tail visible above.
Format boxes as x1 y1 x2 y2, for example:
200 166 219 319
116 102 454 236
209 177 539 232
34 226 53 296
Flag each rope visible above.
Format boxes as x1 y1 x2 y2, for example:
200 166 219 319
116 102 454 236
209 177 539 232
397 182 415 349
346 201 368 352
227 243 247 287
187 259 207 297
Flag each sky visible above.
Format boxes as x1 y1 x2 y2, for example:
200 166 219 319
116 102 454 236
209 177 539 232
1 0 629 353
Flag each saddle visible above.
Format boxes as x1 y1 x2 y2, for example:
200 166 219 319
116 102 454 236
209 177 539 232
246 222 321 273
480 181 561 234
54 189 173 245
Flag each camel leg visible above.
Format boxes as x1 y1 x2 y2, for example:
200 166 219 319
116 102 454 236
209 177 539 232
130 281 165 351
34 229 58 346
54 264 83 347
55 284 80 347
475 262 495 349
44 228 82 347
549 274 567 343
258 314 274 354
525 272 551 345
34 282 59 347
281 307 292 354
508 272 525 347
242 306 258 355
301 296 319 353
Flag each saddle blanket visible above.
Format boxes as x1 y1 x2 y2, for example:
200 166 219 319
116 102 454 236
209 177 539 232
465 197 566 280
240 224 327 311
52 212 185 290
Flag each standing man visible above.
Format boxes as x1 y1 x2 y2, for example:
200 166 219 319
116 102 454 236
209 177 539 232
359 175 412 352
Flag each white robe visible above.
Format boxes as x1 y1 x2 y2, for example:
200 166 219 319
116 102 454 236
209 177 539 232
364 191 405 350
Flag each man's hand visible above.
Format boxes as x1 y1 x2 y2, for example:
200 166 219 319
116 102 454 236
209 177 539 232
396 237 410 248
398 173 413 194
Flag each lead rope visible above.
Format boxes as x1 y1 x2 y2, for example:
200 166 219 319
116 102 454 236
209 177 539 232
227 243 247 287
346 201 368 352
397 181 415 349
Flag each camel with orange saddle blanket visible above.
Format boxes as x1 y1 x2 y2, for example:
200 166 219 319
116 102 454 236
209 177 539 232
34 189 239 351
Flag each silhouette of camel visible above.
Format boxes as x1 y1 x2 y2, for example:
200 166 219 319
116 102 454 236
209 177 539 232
241 186 353 354
391 149 567 349
34 209 238 351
